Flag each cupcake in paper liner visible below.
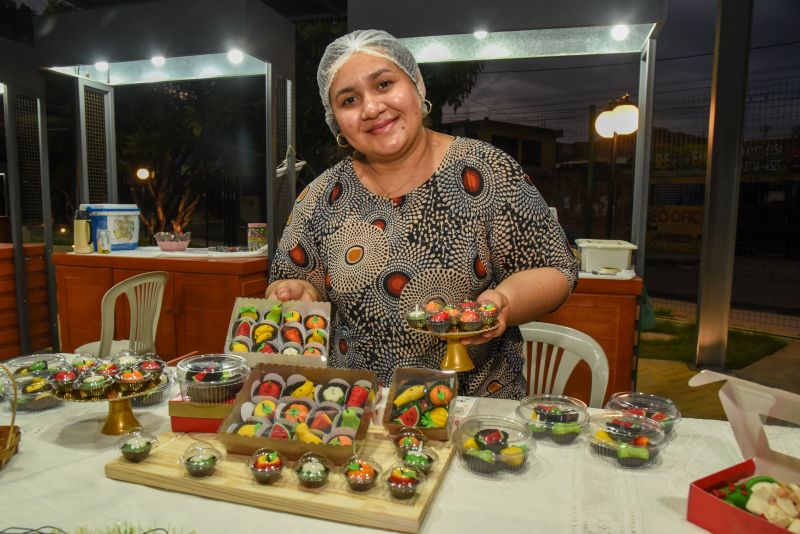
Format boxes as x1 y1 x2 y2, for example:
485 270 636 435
459 309 483 332
402 447 438 475
282 309 302 324
332 406 363 432
16 376 60 411
323 427 356 447
345 380 373 409
424 297 445 318
93 359 119 378
137 358 166 381
250 448 283 484
386 463 425 500
284 374 315 399
442 304 461 325
405 304 426 329
393 428 427 455
74 371 114 399
281 342 303 356
8 353 66 378
118 429 158 463
180 441 223 477
131 370 173 407
277 398 315 425
302 342 327 358
112 350 141 369
228 335 252 354
304 328 327 346
231 317 255 339
254 340 279 354
479 302 499 326
251 321 279 345
459 299 479 312
280 322 306 346
306 406 338 434
117 368 149 394
251 372 285 399
315 378 350 406
71 355 98 374
49 366 78 394
344 455 381 492
426 311 450 333
261 303 283 324
295 452 331 488
304 314 328 331
251 398 278 421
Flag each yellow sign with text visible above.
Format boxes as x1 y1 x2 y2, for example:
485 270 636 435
647 205 704 253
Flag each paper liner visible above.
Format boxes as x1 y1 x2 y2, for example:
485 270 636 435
250 372 285 399
228 335 252 354
231 317 255 339
280 322 306 346
302 342 327 357
251 320 279 345
323 427 356 446
280 342 303 356
283 375 314 398
315 379 350 405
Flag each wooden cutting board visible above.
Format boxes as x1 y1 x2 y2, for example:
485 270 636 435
105 429 453 533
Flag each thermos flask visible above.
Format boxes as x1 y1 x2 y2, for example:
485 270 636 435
73 209 93 254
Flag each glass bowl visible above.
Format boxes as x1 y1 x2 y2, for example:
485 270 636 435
154 231 191 252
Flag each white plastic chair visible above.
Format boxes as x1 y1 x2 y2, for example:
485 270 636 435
519 321 609 408
75 271 168 358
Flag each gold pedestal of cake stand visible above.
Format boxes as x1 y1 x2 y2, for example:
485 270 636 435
422 325 499 372
101 398 142 435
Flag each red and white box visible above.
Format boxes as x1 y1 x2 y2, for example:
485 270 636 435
687 370 800 533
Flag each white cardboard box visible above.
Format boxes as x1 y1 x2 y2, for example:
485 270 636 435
575 238 637 273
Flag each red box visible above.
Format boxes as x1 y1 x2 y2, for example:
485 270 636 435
170 416 224 433
168 395 234 433
686 371 800 533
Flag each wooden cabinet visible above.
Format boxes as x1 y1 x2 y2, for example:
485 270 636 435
539 276 643 405
53 253 268 359
0 244 52 360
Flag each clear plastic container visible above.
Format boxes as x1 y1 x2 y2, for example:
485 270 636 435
605 391 682 436
118 428 158 463
6 353 68 378
343 454 382 492
177 354 249 404
587 411 666 468
516 394 589 446
294 452 332 488
13 375 61 411
249 448 284 484
180 441 223 477
454 415 535 476
130 368 175 408
386 462 425 499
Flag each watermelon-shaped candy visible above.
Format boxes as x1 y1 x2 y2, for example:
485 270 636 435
235 320 252 338
310 411 333 433
394 404 421 427
269 423 291 440
346 385 370 408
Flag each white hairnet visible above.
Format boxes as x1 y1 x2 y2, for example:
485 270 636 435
317 29 426 136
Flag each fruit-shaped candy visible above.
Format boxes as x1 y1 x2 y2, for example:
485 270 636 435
421 407 448 428
393 384 425 407
428 384 452 406
257 379 282 398
265 304 282 324
295 423 323 444
238 306 258 321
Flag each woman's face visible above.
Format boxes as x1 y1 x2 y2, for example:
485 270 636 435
329 52 424 161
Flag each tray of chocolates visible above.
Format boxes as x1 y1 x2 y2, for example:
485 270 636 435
405 297 499 337
383 367 458 441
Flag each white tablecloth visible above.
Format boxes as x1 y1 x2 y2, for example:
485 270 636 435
0 394 754 533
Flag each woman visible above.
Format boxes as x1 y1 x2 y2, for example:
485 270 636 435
267 30 578 399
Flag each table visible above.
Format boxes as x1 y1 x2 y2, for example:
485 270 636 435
0 392 757 533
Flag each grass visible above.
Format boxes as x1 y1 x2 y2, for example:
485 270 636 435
640 319 788 369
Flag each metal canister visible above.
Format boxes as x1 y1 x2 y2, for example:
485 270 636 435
247 223 267 251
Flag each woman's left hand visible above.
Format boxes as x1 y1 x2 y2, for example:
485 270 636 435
460 289 509 346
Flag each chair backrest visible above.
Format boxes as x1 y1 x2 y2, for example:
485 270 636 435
98 271 168 358
519 321 609 408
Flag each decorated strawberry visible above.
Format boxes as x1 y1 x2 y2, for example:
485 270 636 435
387 465 422 499
257 380 282 398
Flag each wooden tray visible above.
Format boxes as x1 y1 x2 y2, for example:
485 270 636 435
105 428 453 533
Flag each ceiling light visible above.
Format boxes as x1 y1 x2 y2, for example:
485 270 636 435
151 56 166 67
227 49 244 64
611 25 630 41
135 168 152 180
473 30 488 40
94 61 109 72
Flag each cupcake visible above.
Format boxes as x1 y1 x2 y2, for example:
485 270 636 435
318 382 347 405
49 367 78 394
459 309 483 332
12 359 50 377
442 304 461 325
427 311 450 334
250 448 283 484
283 403 310 424
179 354 248 404
424 298 444 317
137 358 166 382
295 453 330 488
118 430 158 463
117 369 148 393
405 306 426 329
386 464 424 499
528 423 549 440
344 456 380 492
113 351 141 368
16 376 59 411
534 404 580 423
181 442 222 477
479 303 499 326
616 442 654 468
304 314 327 331
462 449 500 474
459 299 479 311
71 356 98 373
75 372 113 399
402 449 437 475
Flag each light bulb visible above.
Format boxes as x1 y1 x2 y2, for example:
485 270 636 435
151 56 166 67
94 61 109 72
136 168 151 180
473 30 488 40
611 25 629 41
227 49 244 64
594 110 616 139
613 104 639 134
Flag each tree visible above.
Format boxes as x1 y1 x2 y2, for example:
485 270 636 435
420 61 483 129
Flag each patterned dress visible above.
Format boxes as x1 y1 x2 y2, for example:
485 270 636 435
270 137 578 398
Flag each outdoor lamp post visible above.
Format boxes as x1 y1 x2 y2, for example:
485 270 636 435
595 93 639 238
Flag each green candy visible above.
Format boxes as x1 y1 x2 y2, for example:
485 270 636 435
552 422 583 435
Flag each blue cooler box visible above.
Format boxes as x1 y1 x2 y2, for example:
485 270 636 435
79 204 141 251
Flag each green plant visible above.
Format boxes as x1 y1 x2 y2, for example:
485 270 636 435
640 319 787 369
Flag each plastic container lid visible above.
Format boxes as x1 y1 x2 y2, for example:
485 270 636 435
587 411 666 468
454 415 535 476
176 354 249 387
6 353 68 378
118 428 159 462
605 391 682 435
516 394 589 445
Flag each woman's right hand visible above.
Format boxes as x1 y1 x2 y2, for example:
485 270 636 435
265 279 321 302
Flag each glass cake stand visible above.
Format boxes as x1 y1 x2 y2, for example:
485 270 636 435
411 324 499 372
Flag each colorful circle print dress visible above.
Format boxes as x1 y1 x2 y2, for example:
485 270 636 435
270 137 578 398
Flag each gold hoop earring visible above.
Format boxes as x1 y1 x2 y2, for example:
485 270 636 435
336 133 350 148
422 99 433 118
